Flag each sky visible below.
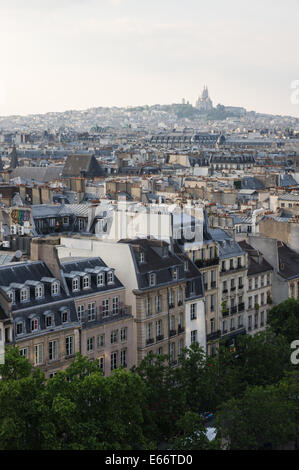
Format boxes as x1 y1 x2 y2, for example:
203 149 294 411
0 0 299 117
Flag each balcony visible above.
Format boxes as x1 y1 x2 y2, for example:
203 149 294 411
222 289 228 294
178 300 183 306
178 325 185 334
211 281 217 289
207 330 221 342
169 329 177 337
195 258 219 269
168 303 175 310
238 284 244 290
156 335 164 342
231 287 236 292
230 306 238 315
238 303 245 312
146 338 154 346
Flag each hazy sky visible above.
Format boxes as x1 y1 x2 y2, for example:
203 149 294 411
1 0 299 116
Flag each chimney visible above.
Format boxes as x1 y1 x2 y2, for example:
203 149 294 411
30 237 69 294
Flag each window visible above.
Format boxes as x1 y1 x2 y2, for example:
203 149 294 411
49 340 58 361
145 297 151 316
61 310 68 323
19 348 28 358
248 279 252 290
46 315 53 328
111 352 117 371
66 336 74 356
7 291 14 303
177 287 183 305
120 327 127 342
149 273 156 287
112 297 119 315
222 319 227 333
238 315 243 328
98 334 105 348
210 318 215 334
77 305 84 321
111 330 118 344
88 303 96 321
172 267 178 280
35 285 43 299
87 337 94 352
102 299 109 317
20 288 28 302
155 295 161 313
97 273 104 287
156 320 162 337
238 277 243 288
120 349 127 368
72 278 79 292
16 322 23 335
190 303 197 320
210 295 215 312
107 271 114 284
191 330 197 344
34 344 44 365
168 289 174 308
146 323 153 341
83 276 90 289
178 339 184 357
248 296 252 309
169 342 175 363
158 347 163 355
255 277 259 289
51 282 59 296
139 252 145 263
31 318 38 332
184 260 189 272
99 356 105 373
49 218 56 227
248 315 252 329
230 318 235 330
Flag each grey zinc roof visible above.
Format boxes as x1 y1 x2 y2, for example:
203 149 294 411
10 166 63 183
211 228 245 259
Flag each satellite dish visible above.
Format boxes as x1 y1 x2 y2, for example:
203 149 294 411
14 250 22 259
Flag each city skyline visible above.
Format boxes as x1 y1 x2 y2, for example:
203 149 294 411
1 0 299 117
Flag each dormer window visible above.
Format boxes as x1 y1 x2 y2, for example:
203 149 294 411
184 261 189 272
51 282 60 296
61 310 69 323
16 321 23 335
149 273 156 287
31 318 39 332
20 288 29 302
172 267 178 280
97 273 104 287
107 271 114 284
83 275 90 289
72 278 79 292
35 285 43 299
162 246 168 257
139 252 145 263
7 290 14 303
46 315 53 328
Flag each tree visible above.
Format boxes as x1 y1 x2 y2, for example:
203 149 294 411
216 377 299 450
133 353 187 444
170 411 219 450
267 298 299 344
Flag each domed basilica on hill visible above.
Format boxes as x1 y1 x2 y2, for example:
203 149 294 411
195 86 214 112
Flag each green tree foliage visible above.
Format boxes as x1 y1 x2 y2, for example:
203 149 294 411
0 350 152 450
216 376 299 450
170 411 219 450
267 298 299 344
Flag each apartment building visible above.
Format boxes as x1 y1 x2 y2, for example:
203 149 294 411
60 257 135 374
212 229 247 348
239 241 273 334
57 236 205 364
0 261 81 377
